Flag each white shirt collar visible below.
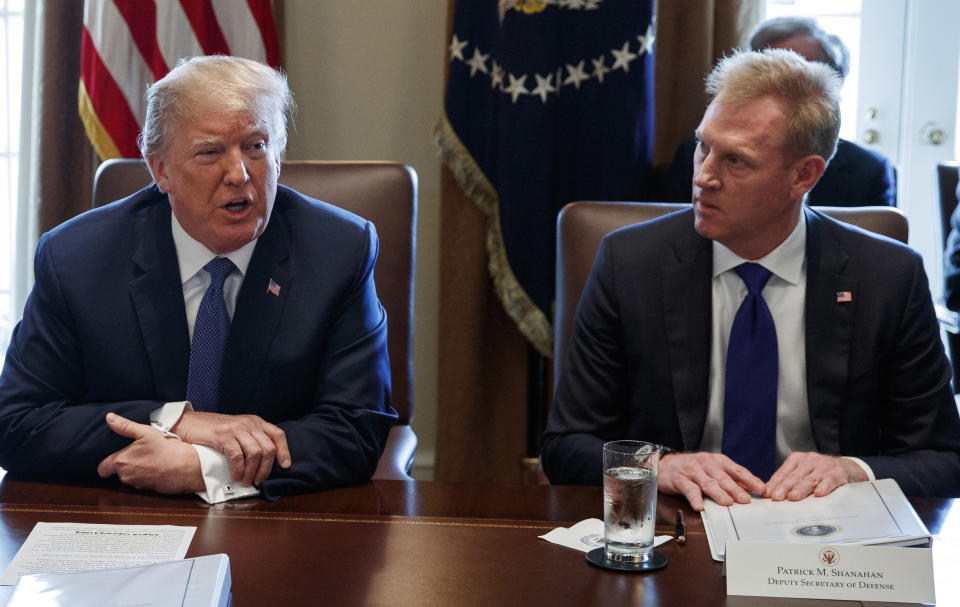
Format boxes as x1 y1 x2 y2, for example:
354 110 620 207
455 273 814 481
712 212 806 285
171 210 258 283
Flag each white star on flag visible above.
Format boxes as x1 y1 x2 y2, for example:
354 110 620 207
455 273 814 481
564 60 590 89
504 73 529 103
449 34 468 61
638 23 655 55
490 61 505 90
466 47 490 76
611 41 638 72
531 73 556 103
592 55 610 83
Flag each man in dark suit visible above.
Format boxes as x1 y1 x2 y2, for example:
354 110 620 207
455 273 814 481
0 56 396 502
542 49 960 510
658 16 896 207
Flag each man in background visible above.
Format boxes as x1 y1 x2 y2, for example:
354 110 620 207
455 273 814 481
543 49 960 510
0 56 396 502
658 16 896 207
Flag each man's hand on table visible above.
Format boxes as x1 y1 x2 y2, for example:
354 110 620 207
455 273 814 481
658 452 765 512
97 413 205 494
763 451 868 501
659 451 869 511
171 411 291 486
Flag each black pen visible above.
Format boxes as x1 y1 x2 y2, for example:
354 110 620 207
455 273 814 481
676 509 686 545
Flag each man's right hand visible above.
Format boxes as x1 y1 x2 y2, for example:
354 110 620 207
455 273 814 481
171 412 291 486
657 452 765 511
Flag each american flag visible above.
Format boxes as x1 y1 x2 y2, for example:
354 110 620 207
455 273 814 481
267 279 281 297
80 0 281 160
836 291 853 303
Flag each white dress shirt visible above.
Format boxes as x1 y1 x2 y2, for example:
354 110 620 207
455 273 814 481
149 211 261 503
699 216 873 479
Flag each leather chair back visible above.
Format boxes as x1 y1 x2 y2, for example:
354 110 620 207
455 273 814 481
554 201 909 379
93 158 418 479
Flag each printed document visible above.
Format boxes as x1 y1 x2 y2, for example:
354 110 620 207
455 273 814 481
0 522 196 585
701 478 929 561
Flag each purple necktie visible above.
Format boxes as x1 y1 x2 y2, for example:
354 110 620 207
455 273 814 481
722 262 778 480
185 257 234 412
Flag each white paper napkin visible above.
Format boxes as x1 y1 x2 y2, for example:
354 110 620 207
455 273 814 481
539 518 673 553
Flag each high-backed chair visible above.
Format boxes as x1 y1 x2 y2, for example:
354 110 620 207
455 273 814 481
554 201 909 378
92 158 418 480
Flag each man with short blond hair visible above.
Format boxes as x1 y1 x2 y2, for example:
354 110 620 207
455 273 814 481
543 49 960 509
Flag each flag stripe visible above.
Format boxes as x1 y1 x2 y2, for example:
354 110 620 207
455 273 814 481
113 0 170 80
83 0 154 125
81 0 280 160
211 0 264 63
246 0 281 69
177 0 232 55
79 81 122 160
156 0 205 71
80 28 143 158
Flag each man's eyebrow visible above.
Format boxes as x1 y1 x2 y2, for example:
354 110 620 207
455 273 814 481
189 138 222 148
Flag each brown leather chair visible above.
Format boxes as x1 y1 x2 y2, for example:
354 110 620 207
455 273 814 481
554 201 909 377
92 158 418 480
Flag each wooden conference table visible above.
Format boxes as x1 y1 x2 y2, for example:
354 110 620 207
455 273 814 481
0 472 957 606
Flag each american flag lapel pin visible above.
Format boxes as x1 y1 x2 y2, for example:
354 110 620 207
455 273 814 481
836 291 852 303
267 278 281 296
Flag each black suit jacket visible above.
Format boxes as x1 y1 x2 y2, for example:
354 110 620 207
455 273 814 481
542 208 960 497
0 185 397 499
659 139 897 207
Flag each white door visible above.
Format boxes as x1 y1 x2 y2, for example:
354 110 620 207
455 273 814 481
858 0 960 296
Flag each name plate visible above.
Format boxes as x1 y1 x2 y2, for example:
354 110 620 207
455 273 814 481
726 541 934 604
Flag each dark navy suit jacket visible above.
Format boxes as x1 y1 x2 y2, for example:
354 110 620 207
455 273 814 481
0 184 397 499
659 139 897 207
542 208 960 497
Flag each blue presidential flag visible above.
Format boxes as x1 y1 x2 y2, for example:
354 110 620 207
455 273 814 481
437 0 655 356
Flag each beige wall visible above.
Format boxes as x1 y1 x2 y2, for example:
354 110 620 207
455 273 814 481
282 1 446 474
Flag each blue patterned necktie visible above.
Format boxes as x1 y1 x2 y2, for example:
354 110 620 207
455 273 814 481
722 262 778 480
186 257 235 412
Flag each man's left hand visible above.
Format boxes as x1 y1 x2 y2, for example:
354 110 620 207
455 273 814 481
170 411 291 486
97 413 205 494
763 452 868 501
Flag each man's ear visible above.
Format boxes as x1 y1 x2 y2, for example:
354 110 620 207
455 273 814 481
147 155 169 193
790 154 826 200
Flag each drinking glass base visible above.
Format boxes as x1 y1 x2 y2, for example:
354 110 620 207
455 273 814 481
586 548 668 572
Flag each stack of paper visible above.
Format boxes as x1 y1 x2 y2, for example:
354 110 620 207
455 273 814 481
701 478 930 561
4 553 231 607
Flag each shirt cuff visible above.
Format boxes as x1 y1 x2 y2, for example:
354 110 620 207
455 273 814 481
149 401 192 437
192 444 260 504
842 456 876 481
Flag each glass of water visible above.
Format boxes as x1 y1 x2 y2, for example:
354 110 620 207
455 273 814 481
602 440 660 564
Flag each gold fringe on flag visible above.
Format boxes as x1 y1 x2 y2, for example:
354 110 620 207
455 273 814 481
435 111 553 358
78 80 122 161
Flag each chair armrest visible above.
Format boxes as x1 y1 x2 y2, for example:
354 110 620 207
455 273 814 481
372 424 418 481
936 302 960 334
